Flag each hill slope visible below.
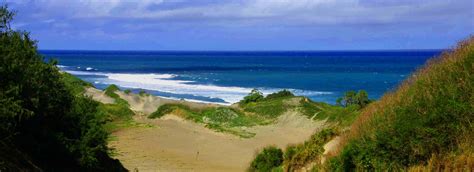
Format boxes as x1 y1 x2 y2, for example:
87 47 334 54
328 37 474 170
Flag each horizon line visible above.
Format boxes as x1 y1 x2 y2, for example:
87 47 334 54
38 48 447 52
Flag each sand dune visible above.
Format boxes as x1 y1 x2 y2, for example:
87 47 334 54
110 112 325 172
85 87 326 171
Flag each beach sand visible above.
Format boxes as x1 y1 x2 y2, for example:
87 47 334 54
86 87 326 171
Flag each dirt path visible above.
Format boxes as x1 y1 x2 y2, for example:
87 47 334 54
110 112 326 172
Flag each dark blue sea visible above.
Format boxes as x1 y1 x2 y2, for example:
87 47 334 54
41 50 441 105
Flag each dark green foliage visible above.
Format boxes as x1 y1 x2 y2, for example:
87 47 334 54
249 146 284 172
124 89 131 94
0 6 124 171
240 89 264 104
265 89 294 100
337 90 371 108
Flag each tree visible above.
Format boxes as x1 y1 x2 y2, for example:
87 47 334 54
336 90 371 108
240 89 264 104
343 90 357 106
356 90 370 108
0 5 124 171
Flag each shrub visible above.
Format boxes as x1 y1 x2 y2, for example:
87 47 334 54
265 89 294 100
336 90 371 108
124 89 131 94
249 146 284 172
240 89 264 104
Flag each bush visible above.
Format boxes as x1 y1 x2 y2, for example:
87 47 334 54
336 90 371 108
249 146 283 172
124 89 131 94
240 89 264 104
265 89 294 100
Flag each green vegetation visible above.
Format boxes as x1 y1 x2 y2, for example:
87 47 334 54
328 37 474 170
150 89 360 138
264 89 294 100
61 72 93 95
336 90 371 108
300 99 360 127
124 89 131 94
249 146 284 172
0 5 124 171
148 104 265 138
284 128 337 171
240 89 265 104
241 96 291 118
100 85 135 131
249 128 337 171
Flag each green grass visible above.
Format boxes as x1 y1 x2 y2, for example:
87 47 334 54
61 72 93 95
249 128 338 171
328 37 474 170
299 99 360 127
283 128 337 171
240 97 293 118
148 94 360 138
148 104 269 138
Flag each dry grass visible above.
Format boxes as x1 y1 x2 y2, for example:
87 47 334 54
328 36 474 170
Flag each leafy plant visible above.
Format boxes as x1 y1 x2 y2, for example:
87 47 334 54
249 146 284 172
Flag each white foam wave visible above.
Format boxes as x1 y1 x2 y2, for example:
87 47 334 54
86 67 94 71
105 73 252 103
62 70 332 104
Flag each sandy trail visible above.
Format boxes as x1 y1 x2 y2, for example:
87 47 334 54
110 112 325 172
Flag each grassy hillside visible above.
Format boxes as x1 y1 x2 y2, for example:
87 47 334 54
327 37 474 170
148 91 360 138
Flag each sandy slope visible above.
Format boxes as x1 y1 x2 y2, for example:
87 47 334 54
85 87 326 171
85 87 115 104
110 112 325 172
115 91 221 115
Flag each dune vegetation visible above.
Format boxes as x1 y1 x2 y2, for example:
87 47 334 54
326 37 474 171
249 37 473 171
148 89 361 138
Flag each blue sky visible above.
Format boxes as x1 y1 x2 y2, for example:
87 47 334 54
6 0 474 50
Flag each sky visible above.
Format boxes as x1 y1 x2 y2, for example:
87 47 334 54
5 0 474 50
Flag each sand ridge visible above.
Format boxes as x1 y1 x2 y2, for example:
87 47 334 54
85 87 326 171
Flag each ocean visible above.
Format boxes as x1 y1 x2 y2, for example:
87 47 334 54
41 50 442 105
